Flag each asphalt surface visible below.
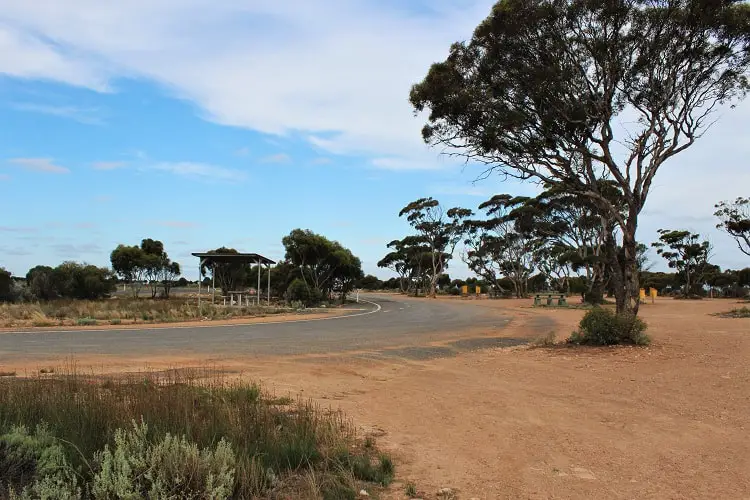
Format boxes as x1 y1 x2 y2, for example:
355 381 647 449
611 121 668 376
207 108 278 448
0 295 523 364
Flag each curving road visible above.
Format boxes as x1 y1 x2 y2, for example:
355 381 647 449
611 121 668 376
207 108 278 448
0 295 531 365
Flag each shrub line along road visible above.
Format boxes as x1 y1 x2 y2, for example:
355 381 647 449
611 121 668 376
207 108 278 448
0 295 528 365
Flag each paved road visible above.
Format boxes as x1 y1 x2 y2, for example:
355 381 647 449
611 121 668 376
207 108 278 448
0 296 525 364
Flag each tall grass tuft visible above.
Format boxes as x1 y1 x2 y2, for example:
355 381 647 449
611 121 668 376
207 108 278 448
0 368 391 498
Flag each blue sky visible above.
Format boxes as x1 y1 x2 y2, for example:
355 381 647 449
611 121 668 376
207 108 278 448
1 0 749 279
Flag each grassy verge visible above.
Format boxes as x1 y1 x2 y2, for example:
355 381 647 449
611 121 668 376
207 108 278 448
0 298 294 329
716 306 750 318
0 369 393 498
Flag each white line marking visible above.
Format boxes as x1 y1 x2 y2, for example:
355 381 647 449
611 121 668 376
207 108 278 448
5 299 383 335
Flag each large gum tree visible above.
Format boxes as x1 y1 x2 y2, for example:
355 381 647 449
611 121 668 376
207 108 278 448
410 0 750 315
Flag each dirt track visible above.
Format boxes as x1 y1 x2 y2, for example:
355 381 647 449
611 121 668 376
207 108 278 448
2 296 749 499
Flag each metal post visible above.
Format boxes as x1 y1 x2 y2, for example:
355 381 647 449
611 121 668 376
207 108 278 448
211 264 216 304
267 263 271 305
257 258 261 306
198 259 203 312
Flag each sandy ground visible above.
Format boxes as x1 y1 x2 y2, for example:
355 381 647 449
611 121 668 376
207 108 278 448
2 297 749 499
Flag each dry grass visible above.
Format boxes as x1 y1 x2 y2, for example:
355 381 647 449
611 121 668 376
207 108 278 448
0 367 394 498
0 298 291 328
716 306 750 318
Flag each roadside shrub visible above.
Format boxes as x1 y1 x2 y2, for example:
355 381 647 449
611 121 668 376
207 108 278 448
569 307 650 346
76 318 97 326
0 268 14 303
533 331 557 347
718 306 750 318
287 279 319 307
92 420 235 499
0 424 80 499
0 371 385 497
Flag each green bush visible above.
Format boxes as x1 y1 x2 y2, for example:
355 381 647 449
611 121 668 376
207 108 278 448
569 307 650 346
287 279 321 307
0 372 386 497
92 419 235 499
0 424 80 499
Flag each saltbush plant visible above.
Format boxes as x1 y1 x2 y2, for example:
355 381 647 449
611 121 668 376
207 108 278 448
0 370 393 498
568 307 650 346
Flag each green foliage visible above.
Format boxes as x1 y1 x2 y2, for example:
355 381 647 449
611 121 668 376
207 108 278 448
652 229 711 297
25 266 56 301
92 420 235 499
357 275 383 291
287 278 315 306
0 267 13 303
406 482 418 498
0 371 384 497
0 424 80 499
75 318 97 326
283 229 363 301
718 307 750 318
331 449 394 487
50 262 115 300
569 308 650 346
111 240 182 298
395 198 471 297
715 197 750 257
200 247 246 296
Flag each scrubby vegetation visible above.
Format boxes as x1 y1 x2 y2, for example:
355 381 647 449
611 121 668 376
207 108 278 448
0 370 393 498
568 307 650 346
0 299 292 328
716 306 750 318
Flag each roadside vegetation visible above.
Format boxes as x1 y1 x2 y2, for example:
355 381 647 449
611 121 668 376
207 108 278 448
0 369 393 499
0 299 292 329
568 308 651 346
716 306 750 319
0 229 369 328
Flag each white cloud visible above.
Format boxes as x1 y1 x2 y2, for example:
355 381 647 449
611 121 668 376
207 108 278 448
0 0 494 168
0 24 110 90
8 157 70 173
260 153 290 164
150 161 248 182
11 102 104 124
92 161 127 170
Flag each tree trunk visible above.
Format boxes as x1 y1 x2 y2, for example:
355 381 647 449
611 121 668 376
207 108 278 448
620 219 641 316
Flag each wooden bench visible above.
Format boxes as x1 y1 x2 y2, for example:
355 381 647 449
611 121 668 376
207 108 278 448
534 293 567 306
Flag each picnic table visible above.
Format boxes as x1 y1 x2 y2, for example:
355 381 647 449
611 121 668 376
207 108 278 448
533 293 567 306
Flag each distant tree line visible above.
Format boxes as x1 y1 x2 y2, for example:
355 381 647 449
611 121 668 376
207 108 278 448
380 194 750 302
0 229 369 306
